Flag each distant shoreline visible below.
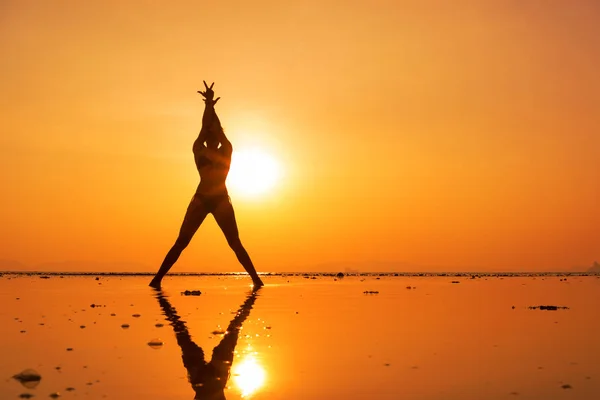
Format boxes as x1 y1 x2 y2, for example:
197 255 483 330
1 271 598 277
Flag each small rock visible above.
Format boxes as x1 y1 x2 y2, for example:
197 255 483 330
66 348 73 351
363 291 379 294
19 393 34 399
155 323 164 328
561 384 572 389
121 324 130 329
65 387 75 392
132 314 141 318
13 369 41 388
181 290 201 296
336 272 344 278
49 393 60 399
147 338 164 349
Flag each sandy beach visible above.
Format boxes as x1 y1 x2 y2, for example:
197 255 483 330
0 273 598 399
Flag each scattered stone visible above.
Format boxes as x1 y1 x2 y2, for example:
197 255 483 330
49 393 60 398
451 281 460 284
211 330 226 335
336 272 344 278
110 313 116 317
363 291 379 294
95 277 100 281
40 276 50 279
147 338 164 349
80 325 86 329
155 323 164 328
528 305 569 311
13 369 42 388
561 384 572 389
384 363 390 367
121 324 130 329
181 290 201 296
20 330 27 333
19 393 34 399
132 314 141 318
66 348 73 351
65 387 75 392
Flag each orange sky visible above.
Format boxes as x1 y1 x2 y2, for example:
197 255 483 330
1 0 599 272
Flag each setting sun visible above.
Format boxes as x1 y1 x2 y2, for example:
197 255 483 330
227 148 282 197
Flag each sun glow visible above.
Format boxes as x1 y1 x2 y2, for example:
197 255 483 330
227 148 281 197
232 354 266 397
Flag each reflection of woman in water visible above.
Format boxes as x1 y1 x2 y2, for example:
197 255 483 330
154 289 259 399
150 82 263 288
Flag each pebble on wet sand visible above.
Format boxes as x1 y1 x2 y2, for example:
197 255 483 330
148 338 164 349
13 369 42 388
181 290 201 296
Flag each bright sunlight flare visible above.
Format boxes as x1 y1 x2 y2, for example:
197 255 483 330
232 354 266 397
227 148 281 197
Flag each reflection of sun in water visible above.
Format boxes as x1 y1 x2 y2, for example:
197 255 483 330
232 354 266 397
227 148 281 197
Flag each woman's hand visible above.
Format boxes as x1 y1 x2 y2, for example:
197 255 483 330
197 81 220 105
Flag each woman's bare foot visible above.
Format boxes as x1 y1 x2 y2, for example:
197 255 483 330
149 278 162 289
252 277 264 288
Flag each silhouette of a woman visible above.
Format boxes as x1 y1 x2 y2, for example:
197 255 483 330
153 289 260 399
150 82 263 288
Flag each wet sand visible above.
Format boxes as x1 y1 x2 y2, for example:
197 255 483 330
1 273 599 399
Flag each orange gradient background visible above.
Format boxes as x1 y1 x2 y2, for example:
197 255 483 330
1 0 599 272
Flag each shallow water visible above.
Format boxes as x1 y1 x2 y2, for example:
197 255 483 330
1 274 599 399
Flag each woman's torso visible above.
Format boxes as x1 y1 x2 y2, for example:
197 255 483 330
193 141 231 196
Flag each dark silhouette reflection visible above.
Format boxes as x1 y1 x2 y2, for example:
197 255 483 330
153 289 260 399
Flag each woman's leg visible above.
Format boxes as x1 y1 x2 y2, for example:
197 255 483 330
212 199 264 287
150 197 209 288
